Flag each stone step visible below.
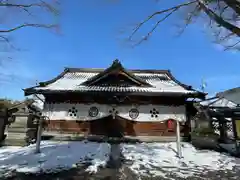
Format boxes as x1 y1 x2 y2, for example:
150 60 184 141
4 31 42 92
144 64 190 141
5 132 26 139
2 132 27 146
2 139 27 146
6 129 27 133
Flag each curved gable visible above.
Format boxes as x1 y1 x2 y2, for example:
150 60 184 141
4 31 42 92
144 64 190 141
81 59 153 87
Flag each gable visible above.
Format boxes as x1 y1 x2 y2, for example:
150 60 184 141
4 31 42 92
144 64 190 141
90 73 145 87
81 59 153 87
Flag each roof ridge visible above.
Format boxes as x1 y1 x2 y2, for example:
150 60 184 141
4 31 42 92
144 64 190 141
65 67 171 73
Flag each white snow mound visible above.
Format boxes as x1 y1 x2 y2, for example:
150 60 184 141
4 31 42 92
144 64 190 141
0 141 110 177
121 142 240 179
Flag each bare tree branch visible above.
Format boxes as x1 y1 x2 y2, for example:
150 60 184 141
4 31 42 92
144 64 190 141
0 35 9 43
0 1 59 33
0 35 14 49
224 39 240 50
199 0 240 36
0 1 59 15
219 32 235 41
177 4 202 36
135 8 180 45
129 1 198 41
220 5 229 16
223 0 240 15
123 0 240 50
0 2 44 8
0 23 57 33
0 0 60 65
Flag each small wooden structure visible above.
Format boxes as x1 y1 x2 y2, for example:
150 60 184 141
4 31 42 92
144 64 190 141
196 97 236 134
195 89 240 144
214 87 240 151
209 108 240 152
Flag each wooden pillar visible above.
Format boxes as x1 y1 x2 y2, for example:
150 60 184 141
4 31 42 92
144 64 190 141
232 116 240 153
176 120 182 158
35 117 43 154
0 108 7 142
218 115 228 143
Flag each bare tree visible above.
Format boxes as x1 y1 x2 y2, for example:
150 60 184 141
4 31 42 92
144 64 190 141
0 0 60 53
124 0 240 50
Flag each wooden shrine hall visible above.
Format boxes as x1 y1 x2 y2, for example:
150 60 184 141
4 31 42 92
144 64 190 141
24 59 205 139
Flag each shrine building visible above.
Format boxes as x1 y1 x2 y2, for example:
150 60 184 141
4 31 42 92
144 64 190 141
24 60 205 138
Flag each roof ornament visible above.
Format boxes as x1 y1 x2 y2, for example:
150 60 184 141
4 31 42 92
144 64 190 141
112 59 122 68
200 78 207 93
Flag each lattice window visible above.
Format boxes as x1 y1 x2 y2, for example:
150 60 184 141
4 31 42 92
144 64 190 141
211 120 233 133
226 121 233 132
211 121 219 131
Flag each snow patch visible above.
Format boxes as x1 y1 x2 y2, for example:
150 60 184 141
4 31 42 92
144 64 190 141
121 142 240 179
0 141 110 177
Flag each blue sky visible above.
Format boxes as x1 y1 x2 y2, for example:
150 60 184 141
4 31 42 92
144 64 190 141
1 0 240 100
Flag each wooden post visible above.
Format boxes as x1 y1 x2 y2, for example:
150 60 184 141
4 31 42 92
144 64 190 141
0 108 7 143
176 120 182 158
218 115 228 143
35 117 43 154
232 116 240 154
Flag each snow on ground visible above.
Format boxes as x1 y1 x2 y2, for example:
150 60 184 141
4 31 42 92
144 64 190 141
1 141 239 179
0 141 110 177
121 142 240 179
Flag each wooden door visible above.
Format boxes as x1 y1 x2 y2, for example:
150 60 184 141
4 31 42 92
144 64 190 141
89 115 125 137
106 116 125 137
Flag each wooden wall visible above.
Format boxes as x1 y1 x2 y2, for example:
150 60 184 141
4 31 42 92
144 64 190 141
44 116 188 137
42 94 193 137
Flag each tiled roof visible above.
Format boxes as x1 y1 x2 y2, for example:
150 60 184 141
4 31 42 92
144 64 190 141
216 87 240 105
200 97 237 108
32 71 199 94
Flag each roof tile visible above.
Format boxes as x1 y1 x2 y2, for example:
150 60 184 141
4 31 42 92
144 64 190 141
34 72 197 94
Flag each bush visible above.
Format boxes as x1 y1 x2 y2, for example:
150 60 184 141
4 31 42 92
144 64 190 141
192 127 218 137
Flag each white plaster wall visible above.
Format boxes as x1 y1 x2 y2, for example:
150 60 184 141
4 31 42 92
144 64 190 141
43 103 186 122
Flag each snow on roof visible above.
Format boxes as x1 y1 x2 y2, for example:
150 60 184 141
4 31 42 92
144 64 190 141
217 87 240 105
200 97 237 108
32 71 198 94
